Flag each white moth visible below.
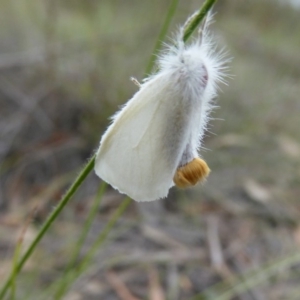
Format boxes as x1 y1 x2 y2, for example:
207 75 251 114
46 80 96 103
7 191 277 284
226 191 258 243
95 13 227 202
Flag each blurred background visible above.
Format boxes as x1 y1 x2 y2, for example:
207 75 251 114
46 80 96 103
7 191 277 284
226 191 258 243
0 0 300 299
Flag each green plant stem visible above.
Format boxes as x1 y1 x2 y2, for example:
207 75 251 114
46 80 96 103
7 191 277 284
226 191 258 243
192 251 300 300
183 0 217 42
10 241 21 300
0 156 95 299
68 182 107 268
54 197 132 299
144 0 179 76
53 182 107 298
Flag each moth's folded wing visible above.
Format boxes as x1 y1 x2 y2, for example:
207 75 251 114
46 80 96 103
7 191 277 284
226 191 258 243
95 75 189 201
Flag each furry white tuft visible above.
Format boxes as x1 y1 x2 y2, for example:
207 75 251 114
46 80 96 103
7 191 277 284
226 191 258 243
95 13 228 202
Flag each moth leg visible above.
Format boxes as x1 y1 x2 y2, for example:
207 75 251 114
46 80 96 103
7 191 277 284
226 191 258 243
130 77 141 88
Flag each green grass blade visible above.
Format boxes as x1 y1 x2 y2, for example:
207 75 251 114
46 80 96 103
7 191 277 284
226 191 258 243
68 181 107 270
53 197 132 299
191 251 300 300
10 241 21 300
53 181 107 298
0 155 95 299
183 0 218 42
144 0 180 76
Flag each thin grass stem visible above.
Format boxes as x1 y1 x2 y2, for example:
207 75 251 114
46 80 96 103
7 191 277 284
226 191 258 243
183 0 217 42
10 242 21 300
191 251 300 300
53 182 107 298
144 0 180 76
0 156 95 299
54 197 132 299
69 182 107 267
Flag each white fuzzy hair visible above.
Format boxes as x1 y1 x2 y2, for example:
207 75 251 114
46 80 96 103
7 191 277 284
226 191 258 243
95 13 229 201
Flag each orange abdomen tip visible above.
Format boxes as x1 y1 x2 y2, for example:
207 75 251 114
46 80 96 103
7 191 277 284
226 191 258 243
173 157 211 188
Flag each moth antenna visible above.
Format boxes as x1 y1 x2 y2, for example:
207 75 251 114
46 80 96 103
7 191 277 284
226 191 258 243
182 10 199 32
130 77 141 88
197 15 208 46
180 9 200 41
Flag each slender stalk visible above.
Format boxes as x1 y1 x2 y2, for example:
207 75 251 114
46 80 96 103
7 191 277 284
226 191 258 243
54 197 132 299
0 156 95 299
10 242 21 300
192 251 300 300
53 182 107 298
183 0 217 42
68 182 107 268
144 0 179 76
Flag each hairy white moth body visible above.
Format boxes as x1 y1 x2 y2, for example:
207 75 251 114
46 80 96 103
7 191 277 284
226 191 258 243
95 14 227 202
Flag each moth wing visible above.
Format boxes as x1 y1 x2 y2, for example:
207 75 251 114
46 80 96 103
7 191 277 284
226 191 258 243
95 74 190 202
